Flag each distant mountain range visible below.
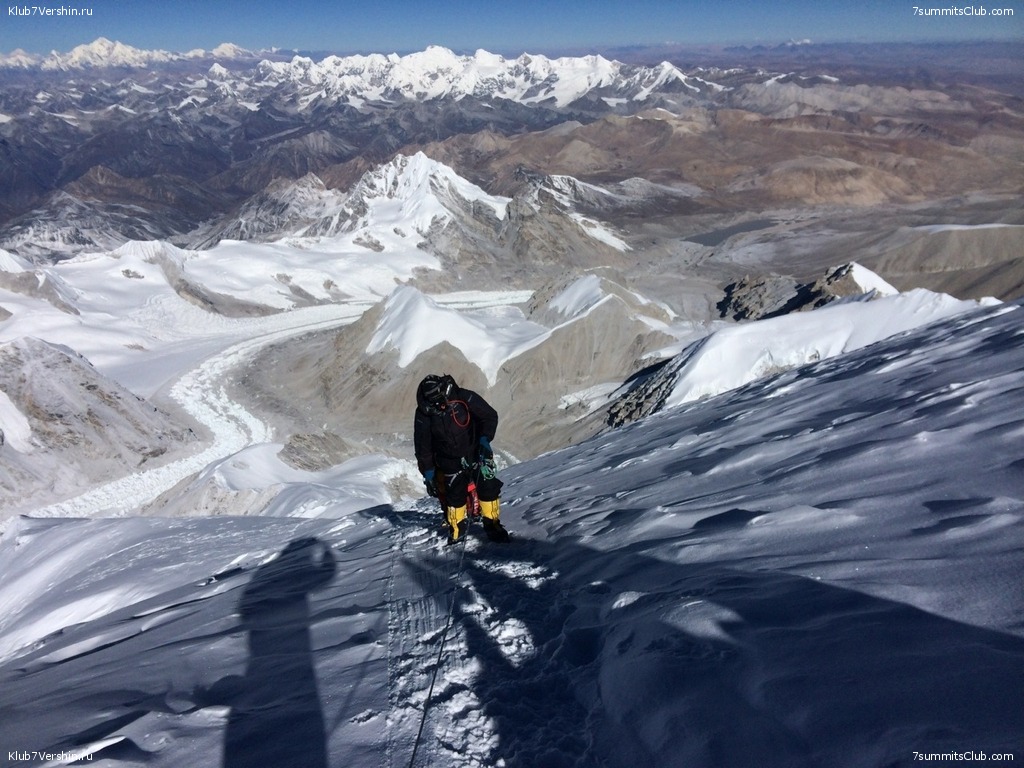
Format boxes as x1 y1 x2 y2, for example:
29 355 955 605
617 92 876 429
0 37 267 69
1 39 1021 270
0 40 753 257
253 46 708 108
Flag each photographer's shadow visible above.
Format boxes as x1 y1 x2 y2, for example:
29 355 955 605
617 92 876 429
208 537 336 768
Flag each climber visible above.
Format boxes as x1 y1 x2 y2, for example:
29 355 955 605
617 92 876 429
413 373 510 544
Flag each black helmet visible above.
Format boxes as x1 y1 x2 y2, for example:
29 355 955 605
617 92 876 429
418 374 455 409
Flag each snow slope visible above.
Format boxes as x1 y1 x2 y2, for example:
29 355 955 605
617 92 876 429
1 299 1021 767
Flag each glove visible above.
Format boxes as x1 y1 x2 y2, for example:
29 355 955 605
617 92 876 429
478 436 493 460
478 437 496 479
423 469 438 497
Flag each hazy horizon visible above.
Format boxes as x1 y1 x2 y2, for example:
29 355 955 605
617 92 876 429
2 0 1020 57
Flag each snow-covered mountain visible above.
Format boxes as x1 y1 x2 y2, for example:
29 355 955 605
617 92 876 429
44 37 180 70
0 37 263 70
256 45 700 108
3 37 1020 282
188 175 350 246
191 153 636 296
0 144 632 271
608 283 996 426
2 39 704 104
1 35 1022 764
0 189 194 262
0 42 729 259
0 39 815 258
717 262 899 321
0 293 1020 767
0 155 641 332
325 151 509 241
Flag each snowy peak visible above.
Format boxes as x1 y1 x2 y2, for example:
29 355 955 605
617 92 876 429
167 153 509 249
362 273 673 386
0 191 182 261
339 152 509 238
1 38 262 70
0 48 40 68
528 271 674 327
717 262 900 322
332 277 675 457
257 47 696 107
365 285 544 384
361 275 676 431
842 262 899 296
208 42 254 59
41 37 176 70
349 153 466 204
521 175 632 252
191 174 349 245
0 40 786 108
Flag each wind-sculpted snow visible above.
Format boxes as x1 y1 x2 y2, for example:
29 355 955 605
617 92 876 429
1 300 1021 767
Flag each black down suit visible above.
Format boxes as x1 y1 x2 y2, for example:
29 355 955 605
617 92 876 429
413 375 507 542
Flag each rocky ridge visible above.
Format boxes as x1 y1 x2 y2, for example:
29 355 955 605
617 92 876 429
609 263 898 427
717 262 898 321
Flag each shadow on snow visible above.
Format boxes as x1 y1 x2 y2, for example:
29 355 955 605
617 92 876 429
400 525 1024 768
1 513 1021 768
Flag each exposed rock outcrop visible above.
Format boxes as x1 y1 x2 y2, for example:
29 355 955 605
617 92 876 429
718 263 894 321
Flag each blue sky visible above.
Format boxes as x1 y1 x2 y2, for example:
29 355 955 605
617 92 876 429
3 0 1021 55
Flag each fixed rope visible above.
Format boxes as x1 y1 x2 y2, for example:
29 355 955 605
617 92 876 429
407 538 468 768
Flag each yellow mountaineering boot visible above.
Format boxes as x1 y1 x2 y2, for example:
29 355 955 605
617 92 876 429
479 499 510 543
479 498 499 521
446 505 468 544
